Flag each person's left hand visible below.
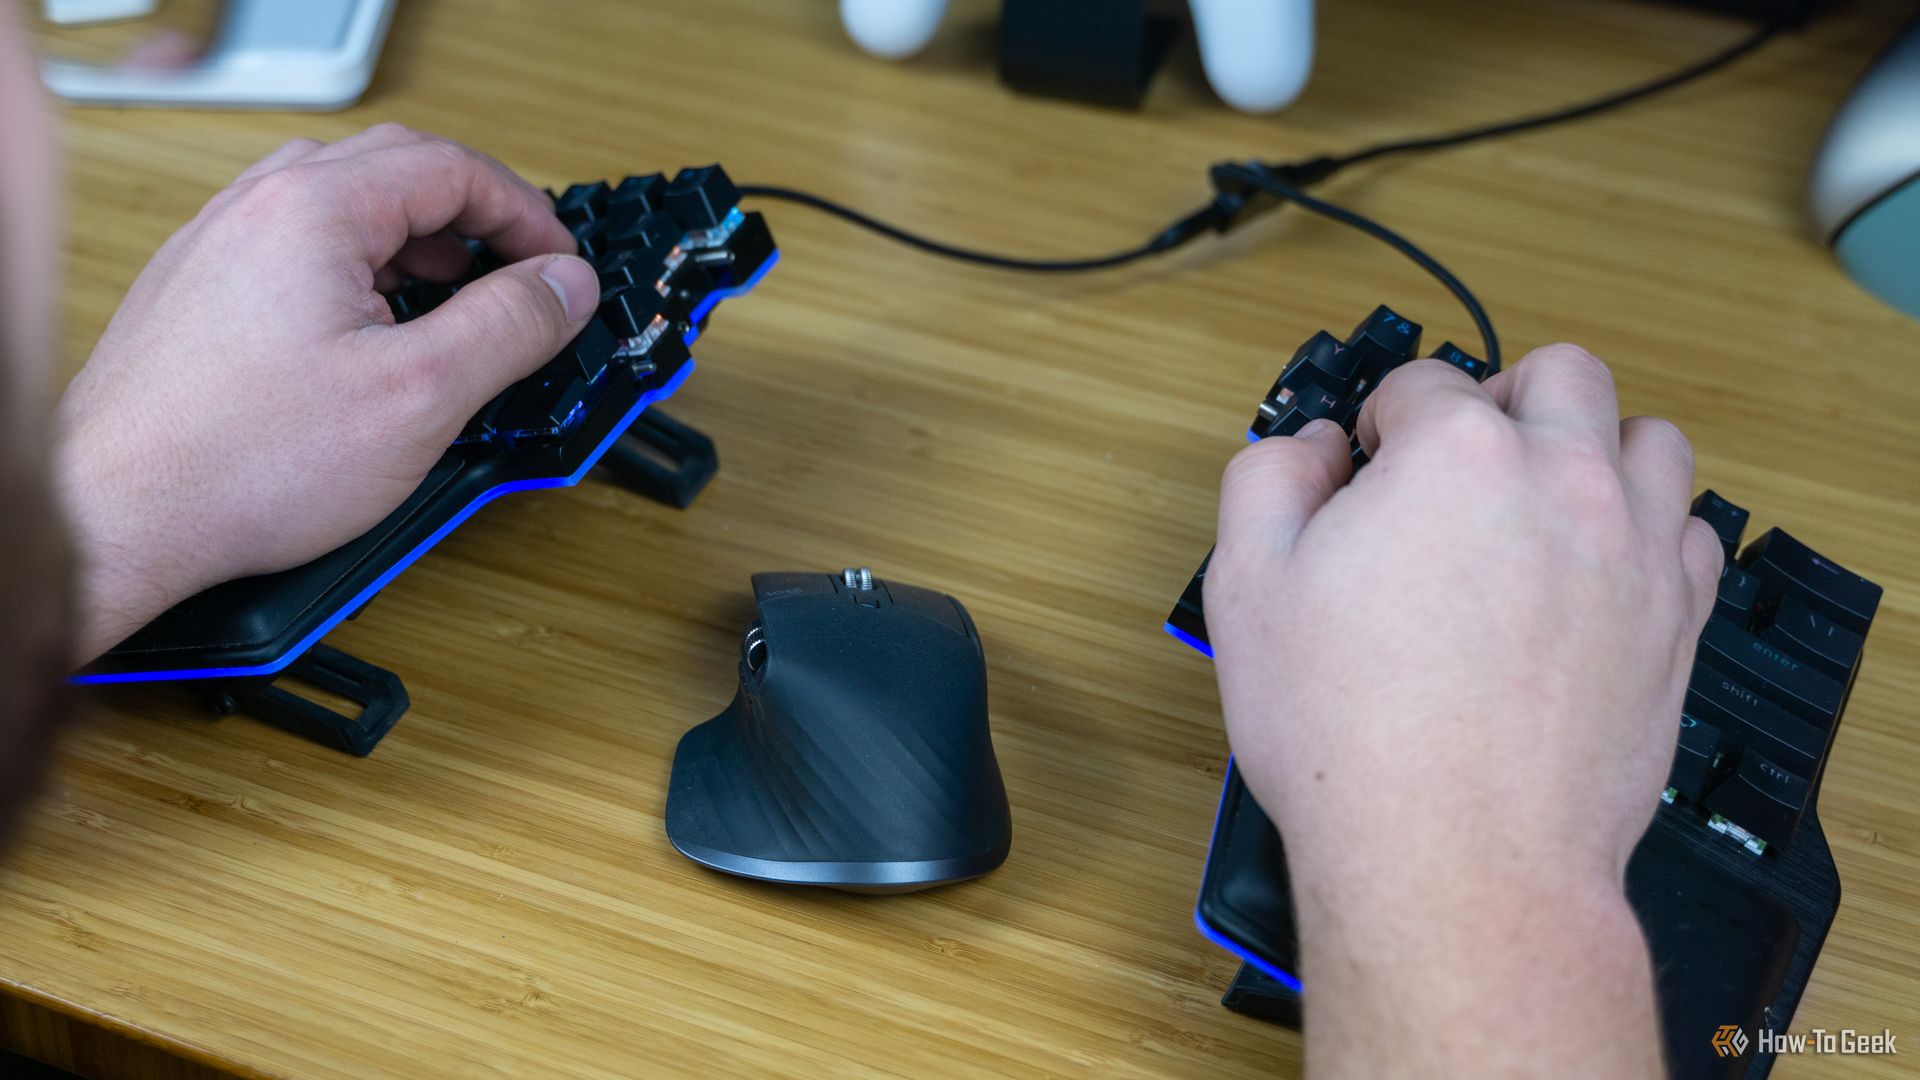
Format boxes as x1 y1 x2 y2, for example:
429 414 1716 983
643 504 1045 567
55 124 602 661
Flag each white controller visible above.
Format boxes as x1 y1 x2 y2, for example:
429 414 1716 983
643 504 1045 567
839 0 1314 113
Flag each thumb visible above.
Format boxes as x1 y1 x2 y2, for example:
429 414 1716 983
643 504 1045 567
394 253 599 414
1214 419 1354 566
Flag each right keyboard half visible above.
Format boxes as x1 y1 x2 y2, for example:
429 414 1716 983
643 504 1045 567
1172 306 1884 1080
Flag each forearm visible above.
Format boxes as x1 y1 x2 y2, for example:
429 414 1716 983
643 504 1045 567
1290 842 1663 1079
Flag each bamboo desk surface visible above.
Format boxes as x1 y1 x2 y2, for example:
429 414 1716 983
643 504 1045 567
7 0 1919 1076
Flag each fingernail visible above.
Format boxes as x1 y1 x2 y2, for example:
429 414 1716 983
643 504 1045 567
539 255 598 322
1296 418 1337 439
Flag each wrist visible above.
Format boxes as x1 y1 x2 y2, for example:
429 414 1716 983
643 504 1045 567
54 421 205 663
1288 835 1657 1078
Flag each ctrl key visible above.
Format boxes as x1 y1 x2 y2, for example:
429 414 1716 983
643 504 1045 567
1664 713 1723 804
1704 750 1811 853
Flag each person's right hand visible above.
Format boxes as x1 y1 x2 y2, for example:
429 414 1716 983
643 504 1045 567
55 124 600 662
1203 344 1721 1079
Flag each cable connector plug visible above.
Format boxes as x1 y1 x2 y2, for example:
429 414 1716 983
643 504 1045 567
1175 156 1344 248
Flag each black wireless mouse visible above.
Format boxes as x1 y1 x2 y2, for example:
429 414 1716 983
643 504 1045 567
665 569 1012 892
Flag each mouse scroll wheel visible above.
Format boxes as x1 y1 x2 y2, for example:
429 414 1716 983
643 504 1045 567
841 567 875 591
743 621 768 674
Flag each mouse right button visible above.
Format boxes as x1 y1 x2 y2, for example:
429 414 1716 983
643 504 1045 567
884 580 972 639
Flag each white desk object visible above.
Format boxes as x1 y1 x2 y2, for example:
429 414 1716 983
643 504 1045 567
40 0 396 110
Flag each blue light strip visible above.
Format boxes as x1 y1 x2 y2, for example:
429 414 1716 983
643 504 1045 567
1193 758 1304 992
1163 620 1214 659
1246 428 1261 443
1194 909 1304 992
75 361 702 686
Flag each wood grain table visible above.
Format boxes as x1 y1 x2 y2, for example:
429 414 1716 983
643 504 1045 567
8 0 1919 1076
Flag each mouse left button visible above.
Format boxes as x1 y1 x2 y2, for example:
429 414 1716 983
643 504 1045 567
750 572 837 605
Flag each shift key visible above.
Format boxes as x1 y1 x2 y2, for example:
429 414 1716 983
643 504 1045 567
1685 662 1825 777
1696 617 1842 729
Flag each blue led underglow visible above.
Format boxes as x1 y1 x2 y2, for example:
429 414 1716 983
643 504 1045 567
683 248 780 344
1246 429 1261 443
74 361 701 686
1194 757 1303 993
1163 620 1214 658
1194 909 1303 991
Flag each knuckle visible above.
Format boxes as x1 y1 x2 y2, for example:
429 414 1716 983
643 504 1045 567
1636 416 1695 470
241 164 316 209
1428 403 1517 460
364 121 423 144
1683 515 1725 570
1559 444 1630 519
1527 342 1613 385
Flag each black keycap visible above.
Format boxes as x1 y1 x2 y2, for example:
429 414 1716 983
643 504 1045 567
663 165 741 231
1704 750 1811 851
451 395 505 453
494 351 593 442
608 173 667 221
1344 305 1422 387
1690 490 1748 564
1667 712 1724 802
1684 661 1826 776
1762 595 1865 683
597 250 642 290
1714 563 1761 625
1346 305 1423 358
1695 620 1843 731
599 284 667 340
1281 331 1361 396
555 181 610 229
1739 528 1882 634
451 415 495 452
1429 341 1489 382
568 318 617 382
608 212 682 255
1256 385 1356 438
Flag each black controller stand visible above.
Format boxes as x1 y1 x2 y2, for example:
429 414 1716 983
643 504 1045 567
200 408 718 755
997 0 1179 108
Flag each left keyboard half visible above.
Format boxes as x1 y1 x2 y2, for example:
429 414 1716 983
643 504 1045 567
78 166 777 685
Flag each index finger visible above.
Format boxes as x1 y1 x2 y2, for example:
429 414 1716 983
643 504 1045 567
1353 357 1502 457
311 139 574 269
